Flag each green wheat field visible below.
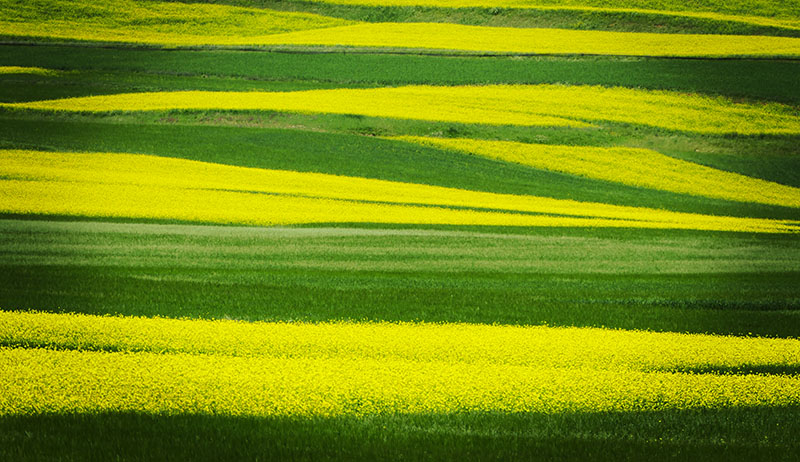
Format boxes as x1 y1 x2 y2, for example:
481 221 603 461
1 0 799 460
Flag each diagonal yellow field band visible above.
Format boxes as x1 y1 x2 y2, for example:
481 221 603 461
0 149 797 233
0 0 355 46
392 136 800 208
0 66 58 76
6 85 800 135
256 23 800 57
2 311 799 417
302 0 800 31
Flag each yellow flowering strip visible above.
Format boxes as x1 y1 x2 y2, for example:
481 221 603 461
3 87 583 130
1 311 799 417
0 0 354 45
0 66 58 76
393 136 800 208
4 1 799 54
4 347 799 417
258 23 800 58
302 0 799 24
8 85 800 135
303 1 800 31
4 311 799 372
1 149 797 233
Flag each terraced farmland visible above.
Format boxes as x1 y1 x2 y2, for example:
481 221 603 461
1 0 799 460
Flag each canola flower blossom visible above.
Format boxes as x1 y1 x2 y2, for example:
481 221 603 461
302 0 800 26
2 1 799 55
1 149 797 233
4 311 800 372
1 311 799 417
257 23 800 57
393 136 800 208
0 66 58 75
7 85 800 135
0 0 355 45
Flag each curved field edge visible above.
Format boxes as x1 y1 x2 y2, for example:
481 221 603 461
10 0 800 38
6 20 800 57
7 119 796 221
0 0 356 45
391 136 800 208
3 46 799 105
7 85 800 136
297 0 800 23
2 149 798 233
251 24 800 57
2 115 799 218
140 0 800 37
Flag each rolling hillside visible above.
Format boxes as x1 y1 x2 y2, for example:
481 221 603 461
1 0 799 460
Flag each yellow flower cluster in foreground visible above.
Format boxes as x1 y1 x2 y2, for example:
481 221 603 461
8 85 799 135
0 0 354 45
394 136 800 208
1 311 799 417
259 23 800 58
1 149 797 233
0 66 57 75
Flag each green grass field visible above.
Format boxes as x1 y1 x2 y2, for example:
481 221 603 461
1 0 799 460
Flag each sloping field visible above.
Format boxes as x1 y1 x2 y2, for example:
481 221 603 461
255 23 800 56
0 0 354 45
394 136 800 207
3 1 800 55
8 84 800 135
2 0 800 460
4 149 795 232
303 0 800 20
301 0 800 30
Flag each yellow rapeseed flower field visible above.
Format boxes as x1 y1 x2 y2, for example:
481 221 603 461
7 85 800 135
393 136 800 208
0 0 355 45
4 1 799 54
1 149 797 233
0 66 58 75
4 311 799 372
1 311 799 417
301 0 800 26
257 23 800 57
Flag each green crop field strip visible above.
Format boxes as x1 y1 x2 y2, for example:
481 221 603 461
1 0 799 460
